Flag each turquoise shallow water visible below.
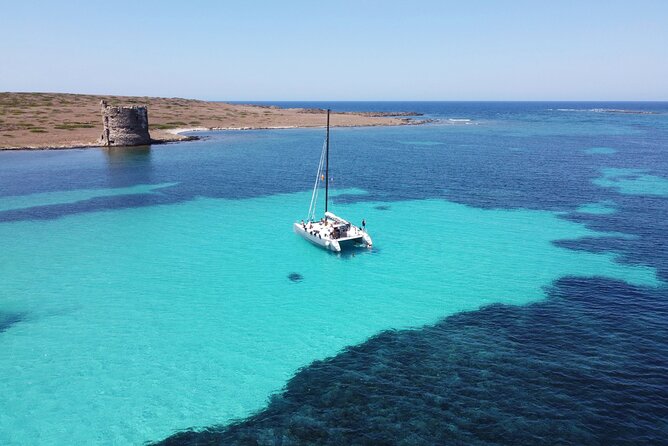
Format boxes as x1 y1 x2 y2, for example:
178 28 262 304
0 186 659 444
1 102 668 445
575 200 617 215
594 167 668 196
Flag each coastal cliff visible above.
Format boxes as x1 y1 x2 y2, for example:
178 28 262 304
100 100 151 146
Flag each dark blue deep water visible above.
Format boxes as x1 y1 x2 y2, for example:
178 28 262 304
1 102 667 445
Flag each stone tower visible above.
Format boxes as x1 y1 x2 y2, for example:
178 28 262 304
100 100 151 146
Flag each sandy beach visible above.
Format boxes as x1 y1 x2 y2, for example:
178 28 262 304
0 93 416 150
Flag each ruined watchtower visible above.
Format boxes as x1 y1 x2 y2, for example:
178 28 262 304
100 100 151 146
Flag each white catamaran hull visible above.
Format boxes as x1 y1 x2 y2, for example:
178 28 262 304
294 216 372 252
294 223 342 252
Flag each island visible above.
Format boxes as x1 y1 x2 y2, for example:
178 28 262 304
0 93 418 150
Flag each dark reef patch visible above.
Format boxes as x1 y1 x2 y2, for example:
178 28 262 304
0 311 26 333
287 273 303 283
0 193 175 223
154 278 668 445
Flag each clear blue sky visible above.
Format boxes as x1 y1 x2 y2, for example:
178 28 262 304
1 0 667 100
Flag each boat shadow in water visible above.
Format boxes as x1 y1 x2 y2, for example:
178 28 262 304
329 245 379 260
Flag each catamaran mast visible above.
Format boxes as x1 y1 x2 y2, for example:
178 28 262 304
325 108 330 214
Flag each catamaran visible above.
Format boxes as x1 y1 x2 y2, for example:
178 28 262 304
294 109 373 252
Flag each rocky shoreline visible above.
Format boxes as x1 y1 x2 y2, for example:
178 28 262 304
353 111 424 117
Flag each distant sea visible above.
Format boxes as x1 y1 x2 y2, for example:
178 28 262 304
1 102 667 445
231 99 668 118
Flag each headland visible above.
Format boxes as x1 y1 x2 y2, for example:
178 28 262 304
0 93 417 150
